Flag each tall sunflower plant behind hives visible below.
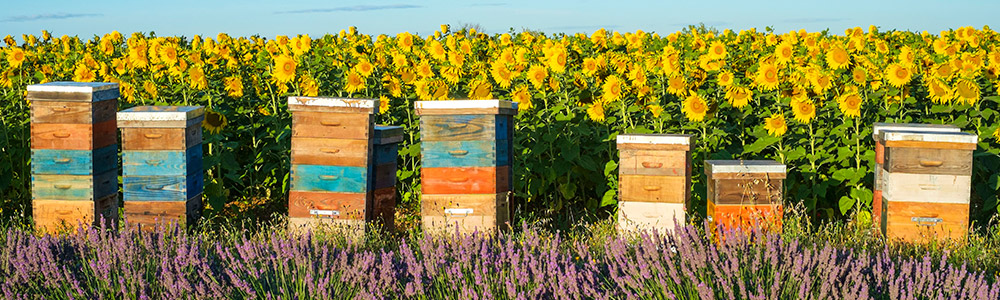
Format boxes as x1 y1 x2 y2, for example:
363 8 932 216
0 25 999 231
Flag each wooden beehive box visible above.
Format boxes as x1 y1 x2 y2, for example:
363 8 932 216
118 106 205 229
28 81 120 233
288 96 377 233
704 160 785 232
871 123 959 235
880 130 976 242
416 100 516 234
371 125 403 232
616 134 693 233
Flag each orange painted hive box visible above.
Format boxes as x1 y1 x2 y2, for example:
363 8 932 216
704 160 785 232
416 100 515 234
879 130 975 242
616 134 693 233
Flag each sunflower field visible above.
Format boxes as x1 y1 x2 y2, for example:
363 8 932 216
1 25 1000 230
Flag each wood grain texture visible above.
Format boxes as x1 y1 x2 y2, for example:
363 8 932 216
290 165 368 193
287 104 376 114
372 163 397 189
885 200 969 242
31 171 117 201
123 174 204 202
884 140 977 150
31 144 118 175
421 140 510 168
711 204 783 232
619 149 689 176
421 166 510 194
31 120 117 150
373 143 398 165
875 141 885 165
372 187 396 231
31 99 116 124
287 191 368 219
706 172 787 180
121 126 201 150
619 175 687 203
617 201 685 233
123 196 201 230
414 107 518 116
419 115 509 141
709 178 783 205
290 138 370 167
422 193 509 234
884 147 973 175
616 143 691 151
33 195 119 233
122 147 202 176
874 190 885 235
881 172 971 204
291 111 372 139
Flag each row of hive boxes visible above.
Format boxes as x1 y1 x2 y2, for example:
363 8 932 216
416 100 516 234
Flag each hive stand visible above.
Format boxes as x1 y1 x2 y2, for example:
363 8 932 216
616 134 693 233
880 130 976 242
287 97 377 234
704 160 785 232
118 106 205 229
371 125 404 232
28 82 120 233
416 100 516 235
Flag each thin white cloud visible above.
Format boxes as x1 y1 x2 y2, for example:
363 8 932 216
276 4 421 14
2 13 102 22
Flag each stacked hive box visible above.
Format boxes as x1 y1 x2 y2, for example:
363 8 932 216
880 130 976 242
28 82 119 232
371 125 404 232
616 134 693 233
416 100 515 234
287 97 377 232
118 106 204 228
705 160 785 231
871 123 958 235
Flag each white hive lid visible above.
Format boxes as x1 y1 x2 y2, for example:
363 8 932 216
705 160 786 174
26 81 120 102
872 123 959 140
617 134 694 145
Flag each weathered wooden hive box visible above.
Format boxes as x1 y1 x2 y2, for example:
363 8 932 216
416 100 516 234
616 134 693 233
705 160 785 232
28 82 120 233
287 97 377 233
880 130 976 242
371 125 403 232
118 106 204 229
871 123 959 235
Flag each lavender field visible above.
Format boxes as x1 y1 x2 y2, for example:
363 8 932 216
1 217 999 300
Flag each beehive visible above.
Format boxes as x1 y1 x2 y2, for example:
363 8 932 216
616 134 693 233
28 82 120 233
371 125 403 232
880 130 975 242
416 100 515 234
287 97 377 233
118 106 204 229
871 123 959 235
704 160 785 232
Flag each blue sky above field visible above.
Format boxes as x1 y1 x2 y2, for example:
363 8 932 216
1 0 998 40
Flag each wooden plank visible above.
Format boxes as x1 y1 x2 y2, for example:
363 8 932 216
289 165 368 193
711 204 783 232
618 201 685 233
31 144 118 175
372 163 397 189
287 96 377 112
290 138 370 167
875 141 885 165
419 115 508 141
616 143 691 151
117 106 204 128
122 147 202 176
616 134 693 148
873 190 885 235
884 140 977 150
30 99 116 124
619 149 689 176
123 196 201 229
710 178 783 205
123 174 204 202
26 81 119 102
373 144 398 165
291 112 372 139
372 187 396 231
619 175 687 203
414 100 517 116
30 120 117 150
884 147 973 176
373 125 405 145
421 140 510 168
705 160 786 176
885 200 969 242
288 191 368 219
707 172 787 180
421 166 509 194
121 126 201 150
421 193 508 234
32 171 117 201
882 172 971 204
33 195 119 233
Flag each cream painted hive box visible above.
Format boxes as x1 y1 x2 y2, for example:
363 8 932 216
616 134 693 233
704 160 785 232
879 130 976 242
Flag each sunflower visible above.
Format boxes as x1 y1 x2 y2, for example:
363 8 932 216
837 92 863 118
527 64 548 90
344 72 366 94
724 86 753 108
7 47 26 69
290 35 312 56
825 45 850 70
143 80 158 99
72 63 96 82
548 76 561 92
934 63 954 79
763 114 788 136
647 104 664 118
666 76 687 96
545 46 568 73
582 57 601 76
188 65 207 90
128 41 150 69
755 64 780 91
224 76 243 98
994 127 1000 143
885 63 912 87
430 80 449 100
954 78 981 104
468 79 493 100
586 101 606 122
717 71 735 87
440 66 463 84
397 32 413 51
272 54 296 84
682 94 709 121
299 75 319 97
791 99 816 124
159 45 178 66
812 74 833 94
203 110 228 134
602 75 625 102
416 62 434 78
511 85 532 111
448 51 465 67
897 46 915 67
490 63 514 89
707 40 727 59
355 59 374 78
427 40 447 61
851 68 867 86
775 42 794 65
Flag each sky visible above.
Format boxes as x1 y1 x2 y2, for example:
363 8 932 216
2 0 999 40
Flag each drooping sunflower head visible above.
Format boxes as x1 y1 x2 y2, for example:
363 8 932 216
926 78 954 104
72 63 96 82
512 85 532 111
345 72 366 94
954 78 981 104
724 86 753 109
468 80 493 100
203 110 228 134
763 113 788 137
